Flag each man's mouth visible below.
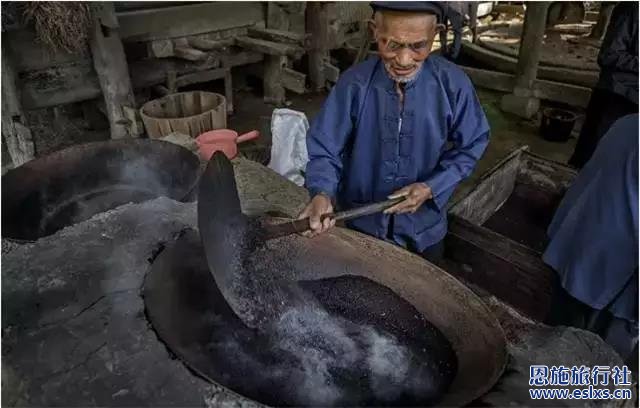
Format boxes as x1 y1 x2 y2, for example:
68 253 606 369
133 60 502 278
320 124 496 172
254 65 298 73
393 67 415 76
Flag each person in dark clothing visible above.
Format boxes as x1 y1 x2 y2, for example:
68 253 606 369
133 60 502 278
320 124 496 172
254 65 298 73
569 2 638 169
545 115 638 365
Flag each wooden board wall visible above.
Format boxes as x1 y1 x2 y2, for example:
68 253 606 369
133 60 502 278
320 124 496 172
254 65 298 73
449 147 526 225
4 2 267 110
117 2 265 42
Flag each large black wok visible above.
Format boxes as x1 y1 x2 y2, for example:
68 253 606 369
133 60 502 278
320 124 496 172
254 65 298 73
2 139 200 241
142 152 507 406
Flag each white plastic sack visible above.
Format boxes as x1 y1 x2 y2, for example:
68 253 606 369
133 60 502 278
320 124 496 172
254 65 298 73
268 108 309 186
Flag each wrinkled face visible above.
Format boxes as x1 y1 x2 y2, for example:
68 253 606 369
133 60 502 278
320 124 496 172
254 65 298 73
371 11 441 83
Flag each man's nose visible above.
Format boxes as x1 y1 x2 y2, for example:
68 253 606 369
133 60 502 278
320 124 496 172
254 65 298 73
396 49 413 67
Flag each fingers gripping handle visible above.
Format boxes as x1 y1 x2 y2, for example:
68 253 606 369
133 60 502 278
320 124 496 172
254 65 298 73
263 196 407 239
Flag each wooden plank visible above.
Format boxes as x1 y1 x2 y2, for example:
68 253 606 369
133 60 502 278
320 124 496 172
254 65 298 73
175 68 226 88
450 147 526 225
19 51 261 110
117 2 265 42
247 27 305 45
461 41 599 88
122 106 143 137
461 66 592 108
20 63 102 110
517 152 577 195
89 2 137 139
148 39 174 58
445 216 554 322
2 43 35 166
461 66 514 93
188 38 235 51
130 51 261 89
173 46 207 61
281 67 306 94
323 62 340 83
235 36 304 58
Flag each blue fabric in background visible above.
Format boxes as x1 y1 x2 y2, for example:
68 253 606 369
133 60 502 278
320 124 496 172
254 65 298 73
544 114 639 322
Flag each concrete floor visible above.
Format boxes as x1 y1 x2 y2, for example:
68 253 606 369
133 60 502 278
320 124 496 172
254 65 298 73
229 86 578 203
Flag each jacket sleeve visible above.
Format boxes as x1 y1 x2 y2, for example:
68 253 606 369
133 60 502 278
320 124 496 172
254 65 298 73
422 76 490 210
598 3 639 74
305 78 357 200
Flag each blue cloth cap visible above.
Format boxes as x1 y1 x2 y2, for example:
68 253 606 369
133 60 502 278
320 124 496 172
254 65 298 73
370 2 444 20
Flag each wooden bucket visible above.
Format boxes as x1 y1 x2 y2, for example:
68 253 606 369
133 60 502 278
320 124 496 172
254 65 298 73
140 91 227 139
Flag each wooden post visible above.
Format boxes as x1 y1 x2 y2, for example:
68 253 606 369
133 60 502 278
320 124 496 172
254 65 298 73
514 2 550 90
264 55 287 105
1 44 35 167
500 2 550 118
89 2 137 139
306 2 330 90
223 67 234 115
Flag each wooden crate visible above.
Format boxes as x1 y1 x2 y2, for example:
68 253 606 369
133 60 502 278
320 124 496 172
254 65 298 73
443 147 578 321
140 91 226 139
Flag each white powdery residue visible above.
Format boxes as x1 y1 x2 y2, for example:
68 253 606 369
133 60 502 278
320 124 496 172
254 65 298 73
274 306 360 406
365 328 411 401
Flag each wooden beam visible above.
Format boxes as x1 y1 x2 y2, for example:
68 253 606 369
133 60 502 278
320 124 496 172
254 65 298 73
247 27 305 45
175 68 226 88
89 2 137 139
323 62 340 83
19 52 261 110
129 51 262 90
235 36 304 58
148 39 174 58
1 44 35 167
173 46 207 61
116 2 265 42
282 67 306 94
461 66 591 108
188 37 235 51
461 41 598 88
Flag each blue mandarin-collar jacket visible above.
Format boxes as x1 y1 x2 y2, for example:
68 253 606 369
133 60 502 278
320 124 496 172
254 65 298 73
305 55 490 252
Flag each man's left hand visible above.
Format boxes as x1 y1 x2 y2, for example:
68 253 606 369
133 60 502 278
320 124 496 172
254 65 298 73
384 183 433 214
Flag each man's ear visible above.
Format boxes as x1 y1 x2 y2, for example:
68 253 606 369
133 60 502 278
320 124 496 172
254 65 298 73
368 19 377 41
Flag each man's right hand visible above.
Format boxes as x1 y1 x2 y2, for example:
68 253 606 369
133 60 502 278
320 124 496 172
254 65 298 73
297 193 335 237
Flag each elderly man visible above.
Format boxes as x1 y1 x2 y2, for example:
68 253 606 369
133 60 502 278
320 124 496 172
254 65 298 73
299 2 489 262
545 114 638 364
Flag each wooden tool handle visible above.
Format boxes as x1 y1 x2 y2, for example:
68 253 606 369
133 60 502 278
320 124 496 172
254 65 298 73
263 196 406 240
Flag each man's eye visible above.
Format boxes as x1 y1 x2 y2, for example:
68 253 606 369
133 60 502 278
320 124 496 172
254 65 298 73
410 41 428 51
387 41 402 51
